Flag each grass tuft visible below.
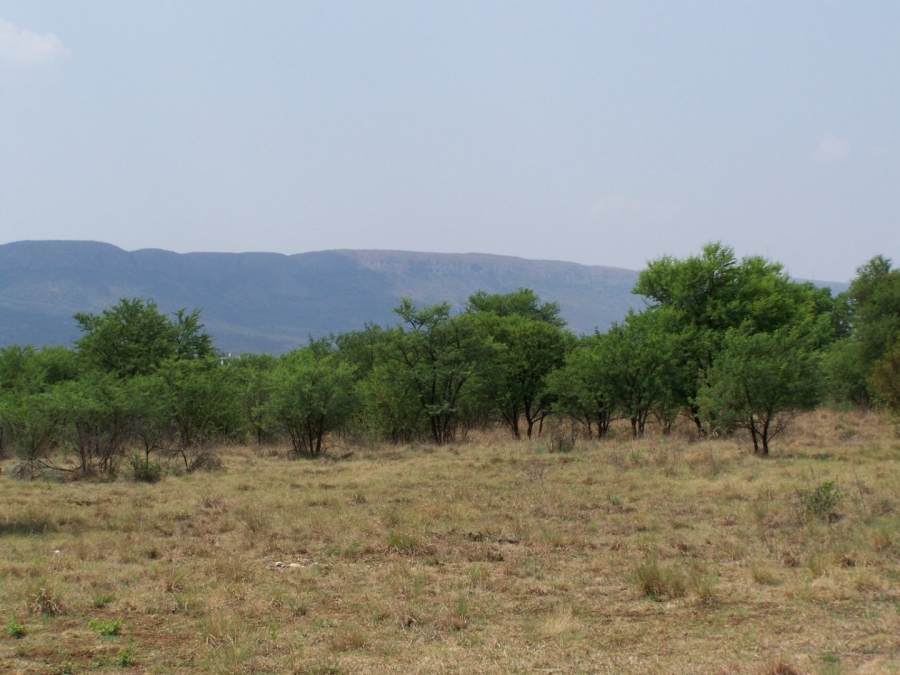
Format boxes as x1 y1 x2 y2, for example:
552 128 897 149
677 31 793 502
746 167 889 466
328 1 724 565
631 558 686 600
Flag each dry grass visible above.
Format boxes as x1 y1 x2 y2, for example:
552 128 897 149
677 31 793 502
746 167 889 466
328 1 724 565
1 409 900 673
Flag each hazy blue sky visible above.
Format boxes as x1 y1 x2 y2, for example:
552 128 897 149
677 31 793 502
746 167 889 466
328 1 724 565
1 2 897 281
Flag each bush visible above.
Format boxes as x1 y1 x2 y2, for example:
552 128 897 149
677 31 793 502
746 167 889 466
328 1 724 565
117 640 138 666
127 453 162 483
800 481 842 521
89 618 123 636
6 617 26 638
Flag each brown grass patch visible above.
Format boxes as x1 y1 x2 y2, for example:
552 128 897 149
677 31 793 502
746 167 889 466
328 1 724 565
1 409 899 673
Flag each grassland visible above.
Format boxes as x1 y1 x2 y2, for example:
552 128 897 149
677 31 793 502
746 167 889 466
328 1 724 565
1 409 899 674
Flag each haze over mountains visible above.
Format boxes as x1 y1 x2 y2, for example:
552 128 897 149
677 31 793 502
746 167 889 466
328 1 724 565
0 241 847 354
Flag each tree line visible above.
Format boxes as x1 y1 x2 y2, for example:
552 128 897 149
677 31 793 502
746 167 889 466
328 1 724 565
1 243 898 478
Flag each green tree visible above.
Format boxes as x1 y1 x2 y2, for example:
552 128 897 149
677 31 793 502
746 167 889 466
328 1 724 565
370 299 494 444
75 298 213 378
633 242 833 429
869 340 900 419
600 311 681 439
466 288 566 327
48 375 134 476
696 321 824 455
468 290 572 438
824 255 900 405
546 335 618 439
149 357 243 470
230 353 279 445
264 348 359 457
0 346 79 461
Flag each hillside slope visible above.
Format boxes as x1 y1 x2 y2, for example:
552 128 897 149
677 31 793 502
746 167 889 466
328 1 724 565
0 241 644 353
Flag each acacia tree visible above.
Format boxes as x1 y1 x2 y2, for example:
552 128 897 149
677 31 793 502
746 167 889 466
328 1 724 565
146 357 244 470
696 321 824 455
468 290 572 438
546 335 618 439
869 340 900 419
0 345 79 464
230 353 279 445
264 348 359 457
466 288 566 327
48 375 134 476
75 298 214 378
823 255 900 405
633 242 833 430
599 311 680 439
370 299 494 444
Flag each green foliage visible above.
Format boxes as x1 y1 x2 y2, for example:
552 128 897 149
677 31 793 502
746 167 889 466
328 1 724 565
466 288 566 327
469 292 573 438
634 242 834 428
150 357 244 468
117 639 138 666
230 353 279 445
126 452 162 483
546 335 617 439
598 310 686 438
800 481 842 521
264 347 359 457
697 321 823 455
366 299 495 444
89 618 123 636
0 346 82 461
822 338 871 407
846 256 900 359
0 251 893 469
6 617 26 638
75 298 213 379
869 340 900 418
634 242 830 334
826 256 900 405
48 375 134 476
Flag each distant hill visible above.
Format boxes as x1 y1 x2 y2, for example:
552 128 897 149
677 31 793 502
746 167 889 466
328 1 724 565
0 241 849 354
0 241 646 353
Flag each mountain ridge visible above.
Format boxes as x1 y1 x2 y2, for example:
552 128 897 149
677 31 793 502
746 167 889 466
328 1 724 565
0 240 845 354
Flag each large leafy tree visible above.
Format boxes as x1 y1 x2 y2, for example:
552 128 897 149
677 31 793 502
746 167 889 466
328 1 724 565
599 310 683 438
546 334 618 439
468 290 572 438
696 321 824 455
75 298 214 378
823 255 900 405
370 299 494 444
264 347 359 457
633 242 833 428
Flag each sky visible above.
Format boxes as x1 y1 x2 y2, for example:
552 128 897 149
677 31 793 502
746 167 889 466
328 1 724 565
1 2 898 282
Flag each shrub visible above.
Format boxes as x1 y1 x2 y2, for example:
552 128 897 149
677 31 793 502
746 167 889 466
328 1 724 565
89 618 123 636
117 639 137 666
6 617 26 638
800 481 842 521
127 453 162 483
